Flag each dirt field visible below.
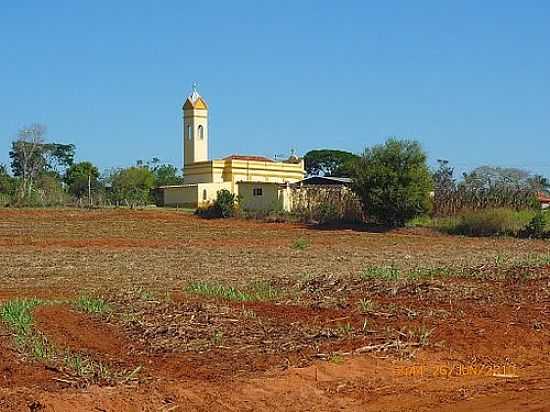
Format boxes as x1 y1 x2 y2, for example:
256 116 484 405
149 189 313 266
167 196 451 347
0 208 549 411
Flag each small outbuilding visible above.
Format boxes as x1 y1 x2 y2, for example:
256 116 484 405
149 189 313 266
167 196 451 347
291 176 352 187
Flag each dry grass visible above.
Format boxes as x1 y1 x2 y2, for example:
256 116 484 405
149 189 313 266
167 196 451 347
0 208 548 294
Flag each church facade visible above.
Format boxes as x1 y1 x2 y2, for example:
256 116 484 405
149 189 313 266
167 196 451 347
155 88 305 210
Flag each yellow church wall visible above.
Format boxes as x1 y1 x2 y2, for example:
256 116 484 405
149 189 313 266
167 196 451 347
221 159 305 184
183 160 227 184
162 185 199 208
237 182 283 211
160 182 233 208
196 182 233 206
183 159 305 185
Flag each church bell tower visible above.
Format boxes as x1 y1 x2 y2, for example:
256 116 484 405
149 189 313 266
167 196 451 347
183 84 208 166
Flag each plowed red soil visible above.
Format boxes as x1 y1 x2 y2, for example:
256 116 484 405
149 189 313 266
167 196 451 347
0 209 549 411
33 305 134 364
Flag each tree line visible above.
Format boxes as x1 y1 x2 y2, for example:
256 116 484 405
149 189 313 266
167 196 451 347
303 143 549 227
0 123 183 207
2 123 549 227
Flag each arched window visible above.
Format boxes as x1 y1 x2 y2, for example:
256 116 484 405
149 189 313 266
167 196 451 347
202 189 207 201
198 125 204 139
187 125 192 140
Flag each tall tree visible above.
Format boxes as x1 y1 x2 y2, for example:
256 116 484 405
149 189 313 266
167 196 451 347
152 164 184 186
460 166 532 191
64 161 101 198
9 124 47 198
304 149 359 177
109 166 156 207
135 158 183 186
351 138 433 227
433 159 456 193
9 124 75 202
44 143 75 177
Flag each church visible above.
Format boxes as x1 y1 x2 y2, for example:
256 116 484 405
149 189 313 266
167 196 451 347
155 87 305 210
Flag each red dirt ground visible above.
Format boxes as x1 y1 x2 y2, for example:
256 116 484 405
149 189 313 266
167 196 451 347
0 209 549 411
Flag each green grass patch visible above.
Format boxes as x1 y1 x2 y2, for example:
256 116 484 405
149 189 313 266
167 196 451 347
0 298 42 336
358 298 377 314
413 208 538 237
186 280 279 302
0 299 58 359
74 296 111 314
451 208 533 236
0 298 132 382
360 266 401 281
291 237 310 250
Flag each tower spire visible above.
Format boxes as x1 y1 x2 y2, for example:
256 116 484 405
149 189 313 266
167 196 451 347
190 81 200 102
183 83 208 166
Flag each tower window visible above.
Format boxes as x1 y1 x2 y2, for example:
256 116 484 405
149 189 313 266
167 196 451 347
203 189 207 201
253 188 263 196
187 125 192 140
198 125 204 139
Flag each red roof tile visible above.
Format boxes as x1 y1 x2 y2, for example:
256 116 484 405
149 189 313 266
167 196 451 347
224 154 274 163
537 192 550 203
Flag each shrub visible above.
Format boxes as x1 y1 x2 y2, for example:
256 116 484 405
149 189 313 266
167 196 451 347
521 211 549 239
450 208 530 237
316 201 340 225
351 138 433 227
195 189 238 219
214 189 238 217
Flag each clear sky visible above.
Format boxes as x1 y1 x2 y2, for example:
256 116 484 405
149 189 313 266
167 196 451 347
1 0 549 177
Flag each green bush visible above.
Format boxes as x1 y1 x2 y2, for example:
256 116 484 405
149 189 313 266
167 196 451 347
316 202 340 225
351 138 433 227
449 208 531 237
195 189 238 219
521 211 549 239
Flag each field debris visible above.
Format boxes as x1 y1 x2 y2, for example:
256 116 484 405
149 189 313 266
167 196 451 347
0 209 548 410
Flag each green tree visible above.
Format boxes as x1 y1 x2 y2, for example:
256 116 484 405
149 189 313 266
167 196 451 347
0 164 16 199
64 161 101 198
34 174 68 206
351 138 433 227
109 166 155 207
304 149 359 177
151 164 183 186
134 158 183 186
9 123 74 201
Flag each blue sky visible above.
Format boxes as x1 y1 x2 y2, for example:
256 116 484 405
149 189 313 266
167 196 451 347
1 0 549 177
